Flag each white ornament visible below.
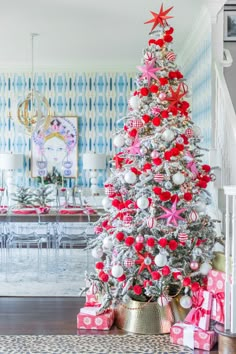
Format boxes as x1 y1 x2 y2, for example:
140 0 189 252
180 295 192 309
137 196 149 210
124 171 137 184
114 135 125 148
162 129 175 142
157 295 169 307
199 262 212 275
129 96 141 110
172 172 185 185
103 237 113 250
102 197 112 209
192 125 202 137
154 254 167 267
195 201 206 213
91 248 103 259
111 265 124 278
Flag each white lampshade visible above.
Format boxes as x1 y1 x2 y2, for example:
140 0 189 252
83 153 106 170
0 153 23 170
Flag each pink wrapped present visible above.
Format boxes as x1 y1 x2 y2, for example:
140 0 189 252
77 308 114 330
207 269 226 324
170 323 218 351
184 290 212 331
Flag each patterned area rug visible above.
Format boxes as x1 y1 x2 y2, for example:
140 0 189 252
0 334 193 354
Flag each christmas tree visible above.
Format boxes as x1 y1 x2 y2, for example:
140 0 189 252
88 4 217 312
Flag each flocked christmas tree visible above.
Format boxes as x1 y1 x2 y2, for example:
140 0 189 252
88 4 217 312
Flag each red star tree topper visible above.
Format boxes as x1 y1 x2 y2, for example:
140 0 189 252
88 4 217 312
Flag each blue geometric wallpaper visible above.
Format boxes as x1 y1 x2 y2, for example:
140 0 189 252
0 72 135 187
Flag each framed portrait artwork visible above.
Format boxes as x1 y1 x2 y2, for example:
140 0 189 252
224 7 236 41
31 116 78 179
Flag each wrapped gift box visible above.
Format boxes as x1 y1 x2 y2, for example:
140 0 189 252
207 269 226 324
184 290 212 331
85 293 99 304
77 309 114 330
170 323 217 351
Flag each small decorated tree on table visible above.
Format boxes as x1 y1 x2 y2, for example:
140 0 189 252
11 187 35 208
88 4 217 313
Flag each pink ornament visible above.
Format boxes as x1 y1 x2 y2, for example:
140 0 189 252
178 233 188 243
129 119 143 129
190 261 199 270
151 150 159 159
166 52 176 62
105 186 115 197
123 215 133 226
159 93 166 101
124 258 135 268
154 174 164 182
189 210 199 222
144 51 155 63
185 128 194 138
147 217 157 228
94 226 103 235
136 235 144 243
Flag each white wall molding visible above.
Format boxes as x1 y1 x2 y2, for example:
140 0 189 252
206 0 227 23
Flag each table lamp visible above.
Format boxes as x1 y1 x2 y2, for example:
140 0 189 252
0 153 24 195
83 153 106 195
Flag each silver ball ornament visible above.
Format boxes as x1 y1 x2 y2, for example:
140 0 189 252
180 295 192 309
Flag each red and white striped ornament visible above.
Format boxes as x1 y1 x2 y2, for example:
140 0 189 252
129 119 143 129
185 128 194 138
188 210 199 222
124 258 135 268
123 215 133 226
154 174 164 183
166 52 176 62
178 233 188 243
147 216 157 228
105 186 116 197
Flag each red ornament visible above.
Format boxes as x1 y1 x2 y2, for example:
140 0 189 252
129 128 137 138
164 34 173 43
153 187 162 195
135 252 154 274
184 192 192 201
158 238 168 248
170 147 180 156
125 236 135 247
117 274 126 282
95 262 104 270
159 77 168 85
150 84 159 93
196 180 207 188
155 39 164 47
143 163 152 171
183 277 191 287
169 240 178 251
133 285 143 295
202 164 211 173
191 282 200 292
166 84 187 109
161 110 169 118
140 87 149 96
147 237 155 247
159 191 171 201
116 232 125 242
151 271 161 280
152 117 161 127
99 272 109 282
135 243 144 252
152 157 162 166
142 114 151 123
162 265 171 276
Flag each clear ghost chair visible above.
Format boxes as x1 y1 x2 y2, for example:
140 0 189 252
5 221 51 281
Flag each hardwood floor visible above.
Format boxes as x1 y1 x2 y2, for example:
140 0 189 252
0 297 218 353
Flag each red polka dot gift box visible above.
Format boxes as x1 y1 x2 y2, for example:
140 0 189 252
77 306 114 330
170 323 217 351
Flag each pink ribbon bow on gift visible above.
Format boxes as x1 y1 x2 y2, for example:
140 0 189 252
188 291 211 326
215 291 225 322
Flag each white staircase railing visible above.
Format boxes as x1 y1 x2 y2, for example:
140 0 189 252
213 62 236 186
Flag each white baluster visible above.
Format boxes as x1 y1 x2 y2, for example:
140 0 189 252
231 195 236 333
225 192 231 331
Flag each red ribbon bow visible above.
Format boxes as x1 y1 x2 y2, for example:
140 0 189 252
188 290 211 326
215 291 225 322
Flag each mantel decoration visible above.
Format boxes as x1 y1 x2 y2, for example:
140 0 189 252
10 33 51 135
86 4 221 334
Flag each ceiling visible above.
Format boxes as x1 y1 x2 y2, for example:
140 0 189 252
0 0 205 72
